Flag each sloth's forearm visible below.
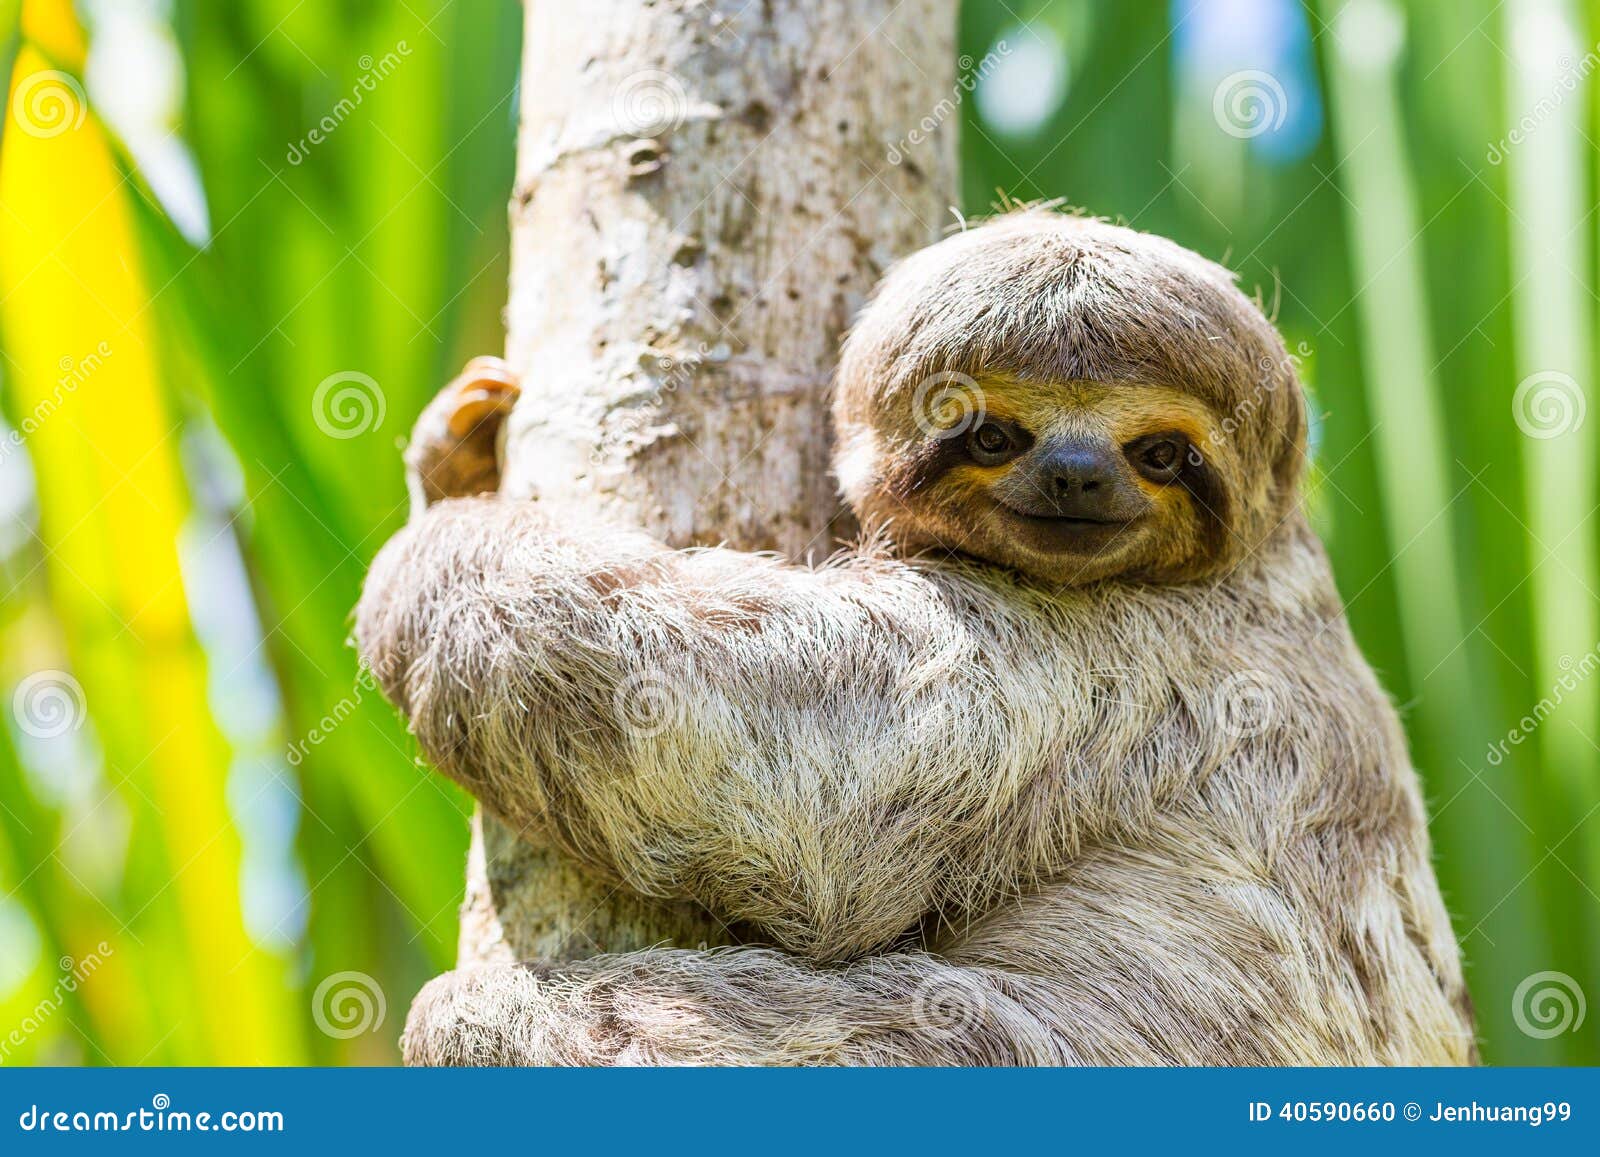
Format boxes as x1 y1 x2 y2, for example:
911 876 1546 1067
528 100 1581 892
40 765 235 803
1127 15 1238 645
401 865 1442 1067
356 496 1086 959
401 949 1074 1066
357 495 660 832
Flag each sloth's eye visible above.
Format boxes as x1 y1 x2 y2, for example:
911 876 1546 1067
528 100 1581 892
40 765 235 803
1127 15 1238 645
967 422 1019 464
1132 435 1187 481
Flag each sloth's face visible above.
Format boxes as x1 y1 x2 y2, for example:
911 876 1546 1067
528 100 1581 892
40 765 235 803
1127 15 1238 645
878 378 1239 586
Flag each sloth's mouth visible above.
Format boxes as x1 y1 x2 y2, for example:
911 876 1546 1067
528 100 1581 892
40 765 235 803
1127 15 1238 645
993 502 1140 550
1012 512 1124 526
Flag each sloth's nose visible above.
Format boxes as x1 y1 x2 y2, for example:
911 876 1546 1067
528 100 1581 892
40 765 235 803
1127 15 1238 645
1018 438 1137 523
1044 442 1119 501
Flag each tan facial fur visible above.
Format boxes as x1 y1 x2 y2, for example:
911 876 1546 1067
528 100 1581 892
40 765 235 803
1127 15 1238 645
879 377 1243 586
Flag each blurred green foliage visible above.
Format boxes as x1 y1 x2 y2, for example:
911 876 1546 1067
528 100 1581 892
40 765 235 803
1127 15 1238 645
0 0 1595 1065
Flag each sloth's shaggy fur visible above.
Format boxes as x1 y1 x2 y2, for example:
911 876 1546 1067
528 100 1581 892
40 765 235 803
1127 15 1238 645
357 213 1476 1065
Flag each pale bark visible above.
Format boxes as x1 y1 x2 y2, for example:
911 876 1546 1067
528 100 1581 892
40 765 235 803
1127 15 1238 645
457 0 960 968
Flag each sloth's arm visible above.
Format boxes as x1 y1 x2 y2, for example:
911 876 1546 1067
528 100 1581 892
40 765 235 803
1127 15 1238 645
400 831 1466 1068
356 495 1072 961
400 949 1081 1067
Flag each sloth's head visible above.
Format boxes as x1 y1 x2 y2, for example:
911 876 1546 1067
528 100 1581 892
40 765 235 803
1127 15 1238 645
832 212 1307 586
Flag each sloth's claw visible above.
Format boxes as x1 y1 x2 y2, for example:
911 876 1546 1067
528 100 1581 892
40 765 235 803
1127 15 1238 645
446 391 515 440
445 357 521 438
407 356 522 509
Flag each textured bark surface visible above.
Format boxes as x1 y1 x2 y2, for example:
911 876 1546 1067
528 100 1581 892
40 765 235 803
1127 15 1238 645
458 0 960 966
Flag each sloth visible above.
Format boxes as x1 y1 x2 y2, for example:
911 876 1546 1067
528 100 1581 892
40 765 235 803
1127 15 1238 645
356 212 1477 1065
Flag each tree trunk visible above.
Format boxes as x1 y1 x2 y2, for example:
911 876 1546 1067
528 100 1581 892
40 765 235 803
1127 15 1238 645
456 0 959 969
